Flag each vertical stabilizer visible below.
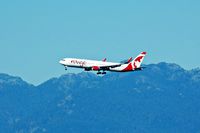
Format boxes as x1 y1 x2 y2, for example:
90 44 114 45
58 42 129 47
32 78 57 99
132 52 147 69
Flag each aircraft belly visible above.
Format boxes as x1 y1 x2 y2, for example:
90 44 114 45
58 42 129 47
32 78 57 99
67 64 84 68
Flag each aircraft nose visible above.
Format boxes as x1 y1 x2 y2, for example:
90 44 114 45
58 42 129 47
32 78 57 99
59 59 65 65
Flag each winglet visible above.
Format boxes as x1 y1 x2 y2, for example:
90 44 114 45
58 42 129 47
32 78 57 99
102 58 107 62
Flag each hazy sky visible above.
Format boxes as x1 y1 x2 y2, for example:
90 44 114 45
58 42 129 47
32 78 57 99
0 0 199 84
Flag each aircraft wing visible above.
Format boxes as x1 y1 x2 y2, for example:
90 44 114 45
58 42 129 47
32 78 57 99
99 64 121 69
84 64 121 71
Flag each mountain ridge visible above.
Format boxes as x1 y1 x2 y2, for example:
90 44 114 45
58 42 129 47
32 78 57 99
0 62 199 86
0 62 200 133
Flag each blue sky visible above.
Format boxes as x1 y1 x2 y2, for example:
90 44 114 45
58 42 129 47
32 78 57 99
0 0 199 85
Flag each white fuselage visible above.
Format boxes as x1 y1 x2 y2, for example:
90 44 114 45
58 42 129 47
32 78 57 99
59 58 129 72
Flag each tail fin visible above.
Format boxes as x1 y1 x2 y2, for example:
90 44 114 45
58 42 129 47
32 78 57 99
132 52 147 69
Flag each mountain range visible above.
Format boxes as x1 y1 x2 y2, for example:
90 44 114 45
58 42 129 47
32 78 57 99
0 62 200 133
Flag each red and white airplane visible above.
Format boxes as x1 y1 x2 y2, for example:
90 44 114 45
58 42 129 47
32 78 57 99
59 52 147 75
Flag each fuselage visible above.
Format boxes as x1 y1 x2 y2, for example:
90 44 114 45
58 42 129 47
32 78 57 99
59 58 128 72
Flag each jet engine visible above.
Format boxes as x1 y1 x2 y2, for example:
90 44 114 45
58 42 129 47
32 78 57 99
92 66 100 71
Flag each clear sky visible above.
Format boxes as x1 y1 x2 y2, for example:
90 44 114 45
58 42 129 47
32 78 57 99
0 0 199 85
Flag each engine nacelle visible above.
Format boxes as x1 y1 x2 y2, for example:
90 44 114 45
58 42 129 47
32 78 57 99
92 66 100 71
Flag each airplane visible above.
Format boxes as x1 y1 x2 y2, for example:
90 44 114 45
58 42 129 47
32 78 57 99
59 52 147 75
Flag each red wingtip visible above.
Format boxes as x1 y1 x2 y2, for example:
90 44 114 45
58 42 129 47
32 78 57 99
102 58 107 62
141 52 147 55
